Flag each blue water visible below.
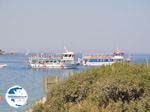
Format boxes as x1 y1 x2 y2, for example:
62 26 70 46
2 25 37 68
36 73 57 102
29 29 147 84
0 54 150 112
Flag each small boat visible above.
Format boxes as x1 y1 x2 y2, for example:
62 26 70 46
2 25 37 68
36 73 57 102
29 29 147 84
0 49 5 55
28 48 79 69
0 64 7 68
82 49 125 66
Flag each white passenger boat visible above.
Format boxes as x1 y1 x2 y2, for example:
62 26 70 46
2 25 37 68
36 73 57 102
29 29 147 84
0 64 7 68
28 49 79 69
82 49 125 66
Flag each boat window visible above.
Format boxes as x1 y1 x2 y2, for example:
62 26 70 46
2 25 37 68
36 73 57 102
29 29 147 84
89 59 98 62
64 55 68 57
110 59 113 62
99 59 102 62
118 59 123 62
32 60 37 63
104 59 109 62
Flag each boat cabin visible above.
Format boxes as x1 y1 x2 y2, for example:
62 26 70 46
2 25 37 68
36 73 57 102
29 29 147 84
62 52 75 61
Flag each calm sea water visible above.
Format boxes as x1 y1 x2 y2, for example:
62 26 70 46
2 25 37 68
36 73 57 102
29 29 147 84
0 54 150 112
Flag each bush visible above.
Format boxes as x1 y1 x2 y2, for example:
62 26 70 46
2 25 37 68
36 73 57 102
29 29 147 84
32 63 150 112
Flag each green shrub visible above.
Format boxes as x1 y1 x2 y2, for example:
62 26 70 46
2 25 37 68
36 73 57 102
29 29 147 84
32 63 150 112
32 103 44 112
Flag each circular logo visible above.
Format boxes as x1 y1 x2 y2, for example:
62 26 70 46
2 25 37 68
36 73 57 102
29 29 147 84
5 85 28 108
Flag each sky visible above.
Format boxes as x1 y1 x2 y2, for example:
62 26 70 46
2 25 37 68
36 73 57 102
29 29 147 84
0 0 150 54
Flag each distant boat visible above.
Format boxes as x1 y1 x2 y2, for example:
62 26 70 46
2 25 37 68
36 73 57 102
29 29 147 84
9 51 17 55
28 48 79 69
0 49 5 55
82 49 126 66
0 64 7 68
25 52 29 56
0 49 17 55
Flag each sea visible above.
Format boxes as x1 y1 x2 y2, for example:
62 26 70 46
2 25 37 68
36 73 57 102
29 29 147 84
0 53 150 112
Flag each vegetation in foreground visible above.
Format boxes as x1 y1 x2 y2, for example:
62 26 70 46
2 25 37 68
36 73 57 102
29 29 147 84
32 63 150 112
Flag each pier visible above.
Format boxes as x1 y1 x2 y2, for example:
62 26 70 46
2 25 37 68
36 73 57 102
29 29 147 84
43 76 60 93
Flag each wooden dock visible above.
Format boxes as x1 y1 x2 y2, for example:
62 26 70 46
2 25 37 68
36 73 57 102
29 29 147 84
43 76 60 93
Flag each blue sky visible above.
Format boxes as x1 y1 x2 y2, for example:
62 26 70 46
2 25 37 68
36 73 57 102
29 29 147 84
0 0 150 53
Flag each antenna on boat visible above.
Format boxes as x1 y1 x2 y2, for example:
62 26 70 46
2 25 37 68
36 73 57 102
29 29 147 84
64 46 69 53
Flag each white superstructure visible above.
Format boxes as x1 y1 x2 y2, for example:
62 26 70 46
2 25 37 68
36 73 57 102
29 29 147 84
82 49 125 66
28 49 79 69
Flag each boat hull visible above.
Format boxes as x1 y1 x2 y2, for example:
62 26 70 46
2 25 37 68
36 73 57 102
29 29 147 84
29 63 78 69
83 62 114 66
